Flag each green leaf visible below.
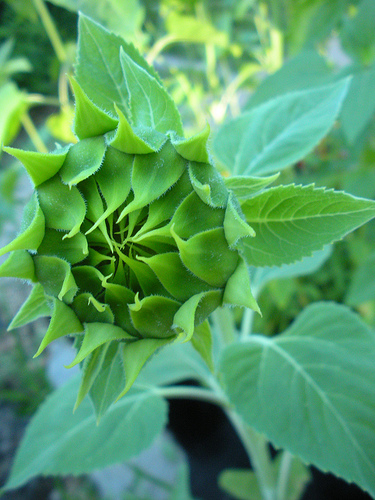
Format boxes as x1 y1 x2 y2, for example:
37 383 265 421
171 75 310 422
138 341 211 386
223 257 259 312
118 337 173 398
1 376 168 493
88 342 125 419
37 175 86 239
244 50 333 111
34 298 83 357
67 322 133 367
129 294 180 339
34 255 78 303
120 47 183 135
340 64 375 144
250 246 332 295
85 146 132 234
345 251 375 306
172 227 239 287
0 193 45 257
214 79 350 176
220 302 375 498
109 104 161 153
0 250 36 282
171 123 211 163
3 146 69 187
71 293 114 324
76 13 160 117
223 174 279 201
139 252 212 302
8 284 50 330
118 140 186 221
190 320 214 372
59 136 106 187
189 161 228 207
69 76 118 140
241 184 375 267
37 229 88 265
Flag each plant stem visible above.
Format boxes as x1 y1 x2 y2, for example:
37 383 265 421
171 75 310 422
32 0 67 63
226 409 277 500
21 112 48 153
276 451 293 500
146 34 178 65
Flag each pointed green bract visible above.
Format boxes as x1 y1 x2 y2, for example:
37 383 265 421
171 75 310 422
34 298 83 357
37 176 86 239
110 104 158 154
69 76 118 140
37 229 88 265
224 193 255 249
0 194 45 257
224 173 279 200
223 257 260 312
3 146 69 186
172 227 239 287
189 161 228 207
117 140 186 221
66 323 133 368
71 293 114 324
59 136 106 187
139 252 212 301
173 290 222 341
120 47 183 135
118 337 173 399
190 320 214 372
8 284 51 330
34 256 78 303
85 146 132 234
171 123 211 163
0 250 36 282
129 294 180 339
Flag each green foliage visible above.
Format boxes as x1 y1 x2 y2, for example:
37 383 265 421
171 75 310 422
221 302 375 497
2 2 375 499
214 80 350 176
0 375 168 493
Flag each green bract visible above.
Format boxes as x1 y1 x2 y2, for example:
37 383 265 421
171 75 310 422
0 16 258 407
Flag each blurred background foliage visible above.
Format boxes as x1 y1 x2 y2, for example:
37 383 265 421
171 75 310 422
0 0 375 498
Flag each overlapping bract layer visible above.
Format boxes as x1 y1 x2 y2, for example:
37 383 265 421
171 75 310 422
0 74 258 406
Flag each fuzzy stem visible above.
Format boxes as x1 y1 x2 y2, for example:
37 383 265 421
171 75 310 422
21 112 48 153
276 451 294 500
226 409 277 500
32 0 67 63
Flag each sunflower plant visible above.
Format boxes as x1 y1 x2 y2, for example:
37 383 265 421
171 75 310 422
1 13 375 500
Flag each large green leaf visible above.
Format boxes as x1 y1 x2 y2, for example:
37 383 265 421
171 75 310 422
76 13 160 118
244 50 333 111
214 79 350 176
1 375 168 493
249 246 332 296
220 302 375 497
340 63 375 144
241 184 375 266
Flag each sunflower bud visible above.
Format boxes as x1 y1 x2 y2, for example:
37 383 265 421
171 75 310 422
0 16 258 409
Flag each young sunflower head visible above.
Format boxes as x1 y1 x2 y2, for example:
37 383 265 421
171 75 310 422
0 26 258 406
